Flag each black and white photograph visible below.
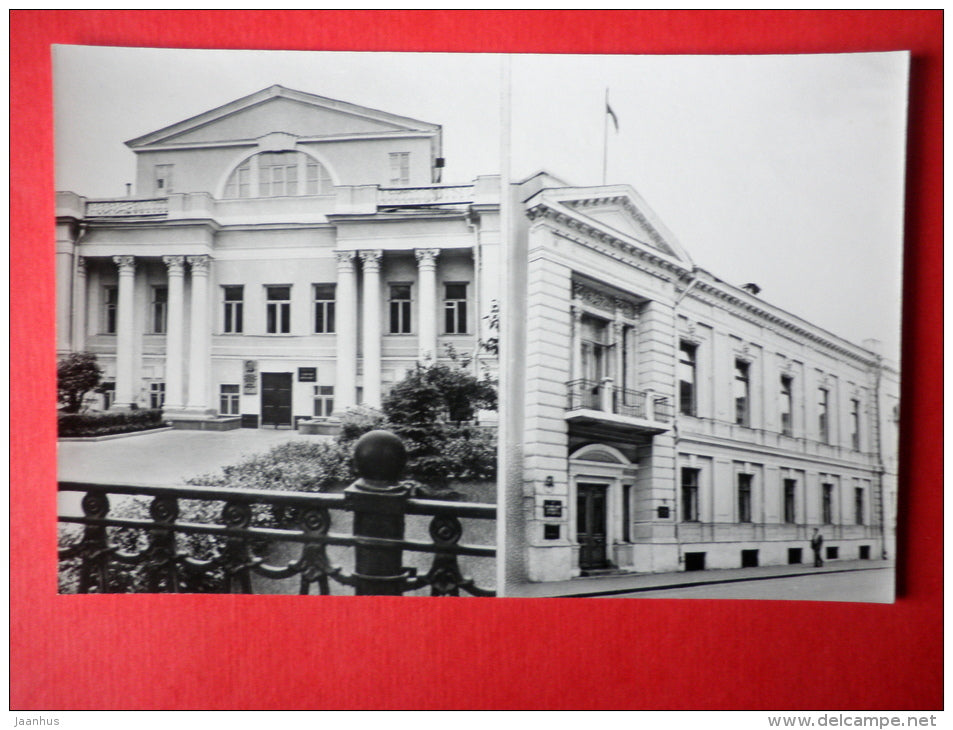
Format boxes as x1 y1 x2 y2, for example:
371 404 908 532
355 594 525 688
54 46 907 602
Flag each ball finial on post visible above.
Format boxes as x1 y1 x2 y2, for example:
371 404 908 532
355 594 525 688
352 430 407 488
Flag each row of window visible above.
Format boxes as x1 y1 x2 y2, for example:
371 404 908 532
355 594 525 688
679 341 862 448
137 381 336 419
680 467 866 526
156 151 411 197
102 282 470 336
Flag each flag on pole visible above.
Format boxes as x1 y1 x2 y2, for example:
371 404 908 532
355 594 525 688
606 98 619 132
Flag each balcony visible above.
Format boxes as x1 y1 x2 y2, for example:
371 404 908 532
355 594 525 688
566 378 671 436
85 198 169 218
378 185 475 207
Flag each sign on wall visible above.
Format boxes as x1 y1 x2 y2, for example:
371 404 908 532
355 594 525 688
298 367 317 382
243 360 258 394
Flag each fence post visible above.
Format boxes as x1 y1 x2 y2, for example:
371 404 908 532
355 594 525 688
344 430 410 595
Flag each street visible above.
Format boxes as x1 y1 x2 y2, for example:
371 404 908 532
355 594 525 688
604 566 894 603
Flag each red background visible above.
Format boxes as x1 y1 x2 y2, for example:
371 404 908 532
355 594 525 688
10 10 943 710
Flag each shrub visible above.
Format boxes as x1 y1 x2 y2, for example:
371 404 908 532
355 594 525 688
57 352 103 413
337 405 386 444
58 409 165 438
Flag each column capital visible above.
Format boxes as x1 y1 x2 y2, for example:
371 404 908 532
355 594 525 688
113 255 136 274
187 255 210 275
76 256 87 275
414 248 440 268
335 250 357 270
570 304 584 322
360 249 383 271
162 255 186 276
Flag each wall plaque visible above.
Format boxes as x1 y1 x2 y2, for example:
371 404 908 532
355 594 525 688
298 367 317 382
543 500 563 518
243 360 258 394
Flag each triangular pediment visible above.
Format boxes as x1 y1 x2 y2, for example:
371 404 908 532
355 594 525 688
126 85 440 148
526 184 693 270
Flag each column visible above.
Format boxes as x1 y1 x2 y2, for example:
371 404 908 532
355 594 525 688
70 256 87 352
570 304 583 382
112 255 136 408
162 256 186 411
335 251 358 410
360 250 383 408
415 248 440 361
56 239 74 352
185 255 211 412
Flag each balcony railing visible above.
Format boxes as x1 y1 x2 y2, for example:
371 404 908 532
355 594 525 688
378 185 474 207
58 481 496 596
86 198 169 218
567 379 672 424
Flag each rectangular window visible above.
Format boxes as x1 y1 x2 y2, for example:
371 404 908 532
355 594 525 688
679 341 697 416
150 286 168 334
153 164 173 194
818 387 830 443
822 483 834 525
681 467 700 522
780 375 793 436
314 385 335 417
258 152 298 197
313 284 336 333
222 286 244 334
443 282 468 334
783 478 797 524
737 473 752 523
850 398 861 450
219 384 240 415
305 158 332 195
266 285 291 334
103 286 118 334
855 487 865 525
389 152 410 185
734 359 750 427
149 382 165 410
389 283 412 334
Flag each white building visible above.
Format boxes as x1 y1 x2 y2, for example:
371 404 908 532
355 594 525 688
510 175 899 583
56 85 501 429
56 86 898 580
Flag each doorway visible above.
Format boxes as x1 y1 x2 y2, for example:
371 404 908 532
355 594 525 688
261 372 293 427
577 483 608 570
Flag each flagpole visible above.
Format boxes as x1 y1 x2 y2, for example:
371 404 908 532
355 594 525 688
602 87 609 185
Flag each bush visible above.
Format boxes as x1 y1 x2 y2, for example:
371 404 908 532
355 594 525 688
188 439 354 493
58 409 165 438
337 405 386 444
57 352 103 413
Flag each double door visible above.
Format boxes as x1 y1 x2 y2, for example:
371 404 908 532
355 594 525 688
261 372 293 427
577 483 608 570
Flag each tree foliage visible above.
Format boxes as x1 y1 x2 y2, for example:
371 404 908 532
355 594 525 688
57 352 103 413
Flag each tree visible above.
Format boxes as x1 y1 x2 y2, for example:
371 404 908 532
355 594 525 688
57 352 103 413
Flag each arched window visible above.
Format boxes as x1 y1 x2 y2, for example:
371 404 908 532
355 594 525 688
223 151 333 198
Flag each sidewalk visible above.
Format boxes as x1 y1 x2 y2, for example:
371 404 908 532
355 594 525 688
506 559 893 598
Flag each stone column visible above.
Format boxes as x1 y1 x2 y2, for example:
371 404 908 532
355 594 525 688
113 255 137 408
185 255 211 412
415 248 440 361
56 240 74 353
570 305 583 381
70 256 87 352
335 251 358 410
162 256 186 411
360 250 383 408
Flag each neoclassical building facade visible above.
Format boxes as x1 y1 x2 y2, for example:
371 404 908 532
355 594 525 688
508 177 899 584
56 86 898 582
56 86 501 428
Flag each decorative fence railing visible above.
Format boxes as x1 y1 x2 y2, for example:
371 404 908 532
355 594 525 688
85 198 169 218
566 379 672 424
378 185 474 207
58 480 496 596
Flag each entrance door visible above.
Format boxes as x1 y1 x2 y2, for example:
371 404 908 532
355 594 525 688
261 372 293 427
577 483 608 570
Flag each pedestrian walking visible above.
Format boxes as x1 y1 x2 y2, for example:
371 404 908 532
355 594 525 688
811 528 824 567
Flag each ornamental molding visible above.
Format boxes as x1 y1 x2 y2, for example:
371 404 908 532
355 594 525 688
187 255 210 275
526 202 685 279
414 248 440 266
162 255 186 275
113 255 136 274
572 281 615 313
550 228 676 284
360 249 383 270
76 256 87 274
334 250 357 268
87 199 169 218
564 195 675 257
